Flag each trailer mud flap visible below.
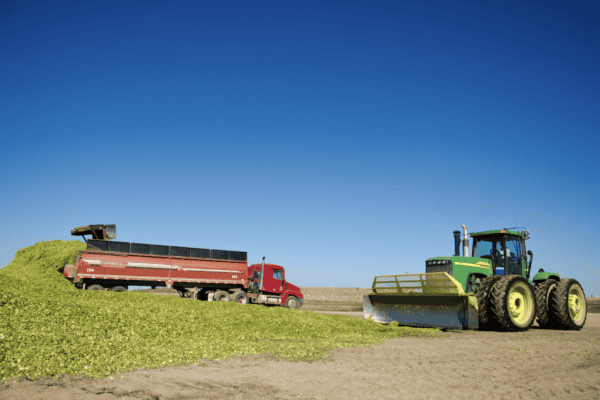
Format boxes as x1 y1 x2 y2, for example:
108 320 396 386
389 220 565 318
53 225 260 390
363 294 478 330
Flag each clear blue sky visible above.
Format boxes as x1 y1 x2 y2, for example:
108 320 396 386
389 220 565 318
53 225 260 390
1 1 599 296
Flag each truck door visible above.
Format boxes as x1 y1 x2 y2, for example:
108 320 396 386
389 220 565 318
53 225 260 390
271 269 284 294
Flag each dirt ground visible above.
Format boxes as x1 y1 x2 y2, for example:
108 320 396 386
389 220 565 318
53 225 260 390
2 289 599 400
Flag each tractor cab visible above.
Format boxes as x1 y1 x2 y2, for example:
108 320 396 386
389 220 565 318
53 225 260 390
471 228 531 279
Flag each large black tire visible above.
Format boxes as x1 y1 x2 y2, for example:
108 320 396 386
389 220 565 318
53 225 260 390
231 291 249 304
490 275 537 332
534 279 559 328
284 296 299 309
474 275 502 330
111 286 127 292
549 278 587 330
87 284 104 291
213 290 229 302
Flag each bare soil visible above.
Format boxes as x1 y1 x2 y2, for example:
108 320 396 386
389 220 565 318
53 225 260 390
3 288 599 400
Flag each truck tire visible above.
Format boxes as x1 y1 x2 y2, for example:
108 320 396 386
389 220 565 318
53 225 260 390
549 278 587 330
490 275 536 332
474 275 502 330
231 291 249 304
111 286 127 292
213 290 229 302
535 279 559 328
284 296 299 309
88 284 104 291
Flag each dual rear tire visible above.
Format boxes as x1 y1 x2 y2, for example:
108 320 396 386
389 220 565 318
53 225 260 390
477 275 587 331
536 278 587 330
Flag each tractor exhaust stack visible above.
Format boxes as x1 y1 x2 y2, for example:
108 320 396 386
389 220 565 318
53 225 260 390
453 231 461 256
461 224 469 257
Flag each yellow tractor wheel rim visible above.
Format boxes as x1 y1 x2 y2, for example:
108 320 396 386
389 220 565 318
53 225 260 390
508 281 534 327
568 286 585 324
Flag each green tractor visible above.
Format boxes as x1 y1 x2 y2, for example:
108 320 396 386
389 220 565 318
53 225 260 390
363 226 587 331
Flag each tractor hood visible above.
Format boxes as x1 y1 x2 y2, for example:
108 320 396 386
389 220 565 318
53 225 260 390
426 256 492 276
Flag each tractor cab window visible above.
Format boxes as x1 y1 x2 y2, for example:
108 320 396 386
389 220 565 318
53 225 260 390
273 270 283 281
474 240 493 258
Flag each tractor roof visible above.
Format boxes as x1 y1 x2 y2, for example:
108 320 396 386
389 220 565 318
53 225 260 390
470 228 529 239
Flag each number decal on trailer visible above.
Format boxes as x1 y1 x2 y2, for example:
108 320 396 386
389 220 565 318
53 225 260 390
88 268 94 272
232 275 238 279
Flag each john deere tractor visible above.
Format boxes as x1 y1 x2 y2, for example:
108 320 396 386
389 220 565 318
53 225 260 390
363 226 587 331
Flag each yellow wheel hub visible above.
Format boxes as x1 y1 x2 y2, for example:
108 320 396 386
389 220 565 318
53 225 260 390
568 286 585 323
508 282 534 327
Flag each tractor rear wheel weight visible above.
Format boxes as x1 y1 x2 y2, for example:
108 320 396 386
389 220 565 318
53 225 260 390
535 279 559 328
549 279 587 330
491 275 536 332
474 275 502 331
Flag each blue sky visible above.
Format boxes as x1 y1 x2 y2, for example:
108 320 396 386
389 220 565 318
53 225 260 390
1 1 599 296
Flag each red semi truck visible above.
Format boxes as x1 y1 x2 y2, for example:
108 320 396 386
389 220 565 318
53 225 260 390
63 225 303 308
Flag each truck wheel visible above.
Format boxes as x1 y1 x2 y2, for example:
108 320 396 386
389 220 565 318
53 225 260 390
231 291 249 304
474 275 502 330
111 286 127 292
490 275 536 332
213 290 229 302
535 279 559 328
549 279 587 330
285 296 299 309
88 284 104 291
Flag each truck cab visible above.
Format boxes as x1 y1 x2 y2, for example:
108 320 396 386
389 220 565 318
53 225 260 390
247 261 303 308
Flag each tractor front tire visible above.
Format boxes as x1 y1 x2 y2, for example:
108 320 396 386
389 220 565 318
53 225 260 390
535 279 559 328
474 275 502 330
491 275 536 332
549 279 587 330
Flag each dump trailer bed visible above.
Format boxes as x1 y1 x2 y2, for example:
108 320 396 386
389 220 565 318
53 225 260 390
363 272 479 330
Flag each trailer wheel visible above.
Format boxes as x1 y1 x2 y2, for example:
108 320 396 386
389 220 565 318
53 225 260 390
534 279 559 328
213 290 229 302
111 286 127 292
490 275 536 332
285 296 299 309
88 284 104 291
474 275 502 330
549 279 587 330
231 291 249 304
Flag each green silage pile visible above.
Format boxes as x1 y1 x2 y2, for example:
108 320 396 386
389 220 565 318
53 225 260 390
0 240 437 381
